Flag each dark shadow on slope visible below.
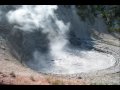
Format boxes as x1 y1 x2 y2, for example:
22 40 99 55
67 29 94 50
6 28 55 71
55 5 94 50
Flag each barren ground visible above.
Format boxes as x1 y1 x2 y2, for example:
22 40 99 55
0 32 120 85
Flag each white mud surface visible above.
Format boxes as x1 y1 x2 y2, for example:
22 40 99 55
30 48 116 74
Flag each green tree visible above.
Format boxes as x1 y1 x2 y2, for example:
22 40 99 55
76 5 120 33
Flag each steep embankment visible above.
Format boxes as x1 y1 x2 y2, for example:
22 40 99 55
0 34 49 85
0 34 89 85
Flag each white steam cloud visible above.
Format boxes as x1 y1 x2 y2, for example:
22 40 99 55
6 5 70 54
7 5 57 31
6 5 70 33
0 9 2 21
5 5 115 74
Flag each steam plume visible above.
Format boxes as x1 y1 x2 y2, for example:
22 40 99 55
0 5 116 74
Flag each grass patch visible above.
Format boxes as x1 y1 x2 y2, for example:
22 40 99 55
90 82 108 85
46 77 65 85
51 80 65 85
108 28 120 33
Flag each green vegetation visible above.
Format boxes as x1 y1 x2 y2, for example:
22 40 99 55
46 77 65 85
50 80 65 85
108 27 120 33
90 82 108 85
76 5 120 33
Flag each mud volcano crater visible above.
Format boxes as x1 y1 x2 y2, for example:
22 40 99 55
7 29 116 74
0 5 118 75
